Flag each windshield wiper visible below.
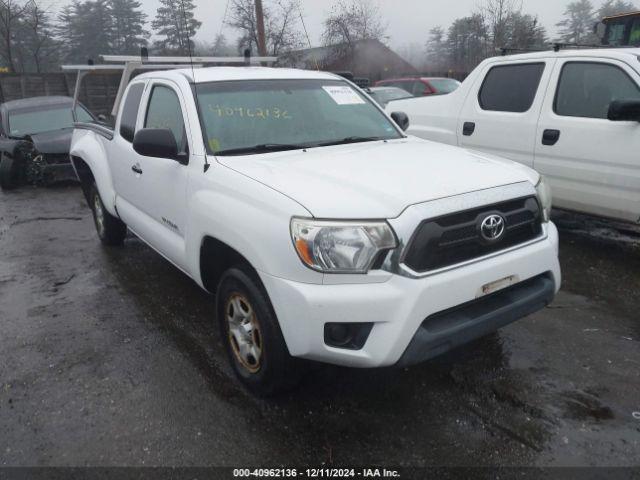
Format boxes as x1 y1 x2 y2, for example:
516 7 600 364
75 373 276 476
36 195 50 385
316 136 384 147
215 143 309 156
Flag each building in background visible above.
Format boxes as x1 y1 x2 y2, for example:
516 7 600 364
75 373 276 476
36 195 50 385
280 39 418 83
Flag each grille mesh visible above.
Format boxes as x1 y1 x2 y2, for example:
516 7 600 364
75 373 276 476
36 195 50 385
403 196 543 273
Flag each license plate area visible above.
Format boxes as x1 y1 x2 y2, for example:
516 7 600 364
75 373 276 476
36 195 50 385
477 275 518 298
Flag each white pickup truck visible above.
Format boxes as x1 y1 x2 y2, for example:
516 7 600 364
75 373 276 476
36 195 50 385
389 48 640 223
70 66 560 395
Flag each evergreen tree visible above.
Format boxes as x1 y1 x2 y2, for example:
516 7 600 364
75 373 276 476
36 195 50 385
151 0 201 55
556 0 599 44
56 2 83 63
56 0 113 63
211 34 235 55
507 13 548 50
425 26 447 70
110 0 148 54
597 0 636 18
446 14 490 72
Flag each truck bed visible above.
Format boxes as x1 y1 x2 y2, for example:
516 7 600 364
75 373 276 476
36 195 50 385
74 122 115 141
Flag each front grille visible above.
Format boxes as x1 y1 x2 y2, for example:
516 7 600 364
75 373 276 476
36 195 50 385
403 196 543 273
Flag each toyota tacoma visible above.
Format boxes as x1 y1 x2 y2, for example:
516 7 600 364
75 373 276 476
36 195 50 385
70 67 561 395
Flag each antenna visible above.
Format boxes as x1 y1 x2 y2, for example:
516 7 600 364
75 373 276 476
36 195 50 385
298 6 319 70
179 0 210 173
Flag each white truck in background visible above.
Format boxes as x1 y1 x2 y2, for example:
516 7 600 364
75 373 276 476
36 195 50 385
388 48 640 223
69 63 561 395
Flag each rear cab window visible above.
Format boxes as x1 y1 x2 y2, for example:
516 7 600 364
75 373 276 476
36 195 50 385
119 83 145 142
479 63 545 112
144 84 188 154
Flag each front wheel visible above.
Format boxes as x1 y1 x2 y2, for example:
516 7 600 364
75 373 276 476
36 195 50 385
216 266 303 396
90 183 127 246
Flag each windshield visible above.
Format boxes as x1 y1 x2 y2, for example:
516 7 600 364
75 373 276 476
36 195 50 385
429 79 461 94
8 105 93 136
196 79 403 156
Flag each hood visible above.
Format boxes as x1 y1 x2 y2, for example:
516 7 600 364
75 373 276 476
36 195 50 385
217 138 538 219
28 128 73 154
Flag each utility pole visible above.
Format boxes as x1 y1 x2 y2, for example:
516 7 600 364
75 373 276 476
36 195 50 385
255 0 267 56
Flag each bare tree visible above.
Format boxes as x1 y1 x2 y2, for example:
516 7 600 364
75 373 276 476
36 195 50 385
228 0 303 55
0 0 29 71
20 0 57 72
322 0 387 48
480 0 521 51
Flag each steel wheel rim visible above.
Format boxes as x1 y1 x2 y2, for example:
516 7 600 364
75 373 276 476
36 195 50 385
94 194 105 237
226 293 263 374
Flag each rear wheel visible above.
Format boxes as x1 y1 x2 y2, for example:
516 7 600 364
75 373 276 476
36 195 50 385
90 183 127 246
0 154 22 190
216 266 303 396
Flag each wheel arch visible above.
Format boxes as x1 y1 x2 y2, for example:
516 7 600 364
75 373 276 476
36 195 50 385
70 155 95 203
69 129 118 217
199 235 261 294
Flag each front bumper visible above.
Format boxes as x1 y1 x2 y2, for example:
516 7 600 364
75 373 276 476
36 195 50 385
260 222 560 368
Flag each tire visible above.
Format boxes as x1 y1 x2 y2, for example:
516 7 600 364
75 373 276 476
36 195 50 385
0 154 22 190
89 183 127 246
216 266 303 396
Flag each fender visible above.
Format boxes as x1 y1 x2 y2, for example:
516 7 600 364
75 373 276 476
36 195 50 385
184 163 322 288
70 128 119 217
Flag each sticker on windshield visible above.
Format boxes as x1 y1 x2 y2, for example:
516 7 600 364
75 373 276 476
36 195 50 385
322 86 366 105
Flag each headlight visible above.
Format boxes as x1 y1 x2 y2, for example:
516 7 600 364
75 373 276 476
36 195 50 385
536 176 552 222
291 218 397 273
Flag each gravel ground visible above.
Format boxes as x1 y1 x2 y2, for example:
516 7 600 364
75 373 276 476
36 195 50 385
0 185 639 468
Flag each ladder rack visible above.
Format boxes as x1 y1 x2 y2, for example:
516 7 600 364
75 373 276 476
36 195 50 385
62 52 279 118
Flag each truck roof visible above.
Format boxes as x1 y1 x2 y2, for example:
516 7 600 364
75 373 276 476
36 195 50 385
602 10 640 20
489 47 640 64
135 66 341 84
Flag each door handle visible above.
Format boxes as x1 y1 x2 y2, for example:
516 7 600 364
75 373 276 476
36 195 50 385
542 129 560 146
131 164 143 175
463 122 476 136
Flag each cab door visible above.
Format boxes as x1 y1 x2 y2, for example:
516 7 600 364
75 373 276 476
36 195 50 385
534 58 640 222
111 81 147 223
119 80 192 268
458 60 554 168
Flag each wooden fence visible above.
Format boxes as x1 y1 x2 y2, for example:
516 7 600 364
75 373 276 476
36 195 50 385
0 70 470 116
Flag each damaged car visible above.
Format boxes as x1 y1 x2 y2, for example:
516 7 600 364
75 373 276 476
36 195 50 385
0 96 96 190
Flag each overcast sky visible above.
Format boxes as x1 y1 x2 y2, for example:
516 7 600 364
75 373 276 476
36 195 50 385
179 0 570 48
41 0 575 48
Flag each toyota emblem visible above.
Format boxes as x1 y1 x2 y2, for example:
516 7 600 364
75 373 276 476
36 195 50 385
480 214 505 242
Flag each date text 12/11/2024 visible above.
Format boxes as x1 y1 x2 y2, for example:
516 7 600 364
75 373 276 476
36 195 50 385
233 468 401 478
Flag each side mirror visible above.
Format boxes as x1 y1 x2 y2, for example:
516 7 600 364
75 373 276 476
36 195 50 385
97 114 108 123
608 99 640 122
391 111 410 131
594 21 606 40
133 128 179 161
